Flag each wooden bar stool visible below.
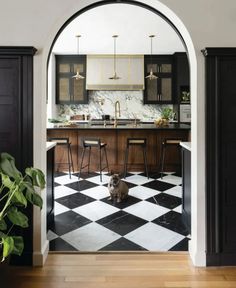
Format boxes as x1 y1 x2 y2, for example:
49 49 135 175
123 138 149 179
79 138 109 182
160 138 183 178
47 137 74 178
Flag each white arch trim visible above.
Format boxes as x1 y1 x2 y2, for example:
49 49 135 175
34 0 205 267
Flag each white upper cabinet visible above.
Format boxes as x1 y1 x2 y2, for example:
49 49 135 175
86 55 144 90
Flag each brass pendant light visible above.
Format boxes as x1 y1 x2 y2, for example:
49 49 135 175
72 35 85 80
109 35 121 80
145 35 158 80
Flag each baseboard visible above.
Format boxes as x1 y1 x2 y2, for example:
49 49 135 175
33 240 49 266
188 239 206 267
207 252 236 266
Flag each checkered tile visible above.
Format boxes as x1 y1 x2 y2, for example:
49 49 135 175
48 171 190 251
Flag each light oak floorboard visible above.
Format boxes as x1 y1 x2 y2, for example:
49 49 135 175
2 253 236 288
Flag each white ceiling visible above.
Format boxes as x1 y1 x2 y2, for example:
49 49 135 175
52 3 185 55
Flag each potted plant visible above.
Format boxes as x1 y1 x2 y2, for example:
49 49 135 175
0 152 45 262
154 107 173 126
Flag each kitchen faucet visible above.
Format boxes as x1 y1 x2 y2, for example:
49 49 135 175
114 100 121 127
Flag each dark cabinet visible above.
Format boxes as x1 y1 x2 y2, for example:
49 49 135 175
144 55 173 104
181 145 191 233
55 55 88 104
47 144 55 230
203 48 236 266
173 53 190 123
0 47 36 265
173 52 190 104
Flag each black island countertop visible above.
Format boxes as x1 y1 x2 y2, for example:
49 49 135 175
47 122 191 130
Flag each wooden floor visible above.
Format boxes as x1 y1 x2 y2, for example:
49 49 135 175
2 252 236 288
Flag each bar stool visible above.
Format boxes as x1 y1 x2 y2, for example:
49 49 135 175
47 137 74 178
79 138 109 182
160 138 183 178
123 138 149 179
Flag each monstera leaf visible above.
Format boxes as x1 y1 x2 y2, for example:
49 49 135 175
0 152 45 262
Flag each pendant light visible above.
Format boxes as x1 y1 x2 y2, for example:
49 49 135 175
72 35 85 80
145 35 158 80
109 35 121 80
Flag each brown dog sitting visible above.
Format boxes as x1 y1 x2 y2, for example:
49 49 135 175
108 173 129 203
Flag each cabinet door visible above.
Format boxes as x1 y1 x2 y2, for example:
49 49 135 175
73 77 86 102
72 62 87 103
144 55 173 104
160 76 172 102
159 63 172 73
145 63 159 102
58 76 70 102
56 55 87 104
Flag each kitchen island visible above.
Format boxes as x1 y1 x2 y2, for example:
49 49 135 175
47 122 190 173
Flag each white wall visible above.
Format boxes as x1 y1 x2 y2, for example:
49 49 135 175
52 3 185 54
0 0 236 267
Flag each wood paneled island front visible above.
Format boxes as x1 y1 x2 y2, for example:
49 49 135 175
47 123 190 173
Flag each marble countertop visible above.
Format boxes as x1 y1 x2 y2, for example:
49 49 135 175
180 141 191 151
46 141 56 151
47 122 191 130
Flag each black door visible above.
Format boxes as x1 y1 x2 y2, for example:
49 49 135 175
0 47 36 265
203 48 236 266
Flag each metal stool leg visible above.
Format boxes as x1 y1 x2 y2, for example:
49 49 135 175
88 147 91 174
79 147 86 179
161 145 166 179
99 147 102 182
67 143 71 179
143 146 149 179
104 146 109 174
124 146 129 179
69 144 74 173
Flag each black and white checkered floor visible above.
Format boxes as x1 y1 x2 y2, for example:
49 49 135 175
48 171 190 252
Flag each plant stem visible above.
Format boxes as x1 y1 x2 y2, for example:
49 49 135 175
0 182 18 220
0 191 10 203
6 224 14 236
0 183 4 190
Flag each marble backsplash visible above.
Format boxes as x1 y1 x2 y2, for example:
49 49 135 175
58 91 172 121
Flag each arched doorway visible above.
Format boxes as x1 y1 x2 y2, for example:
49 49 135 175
35 0 204 267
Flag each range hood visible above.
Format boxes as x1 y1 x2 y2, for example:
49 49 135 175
86 55 144 91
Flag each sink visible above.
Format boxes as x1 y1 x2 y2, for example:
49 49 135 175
91 118 140 126
91 122 127 126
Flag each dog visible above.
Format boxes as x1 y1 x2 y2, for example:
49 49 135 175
108 173 129 203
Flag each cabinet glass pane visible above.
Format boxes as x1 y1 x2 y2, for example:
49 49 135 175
59 78 70 101
59 64 70 73
146 79 158 101
147 63 158 73
160 64 172 73
73 64 84 73
73 79 85 101
161 78 172 101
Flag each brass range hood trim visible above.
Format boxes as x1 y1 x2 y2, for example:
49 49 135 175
86 84 144 91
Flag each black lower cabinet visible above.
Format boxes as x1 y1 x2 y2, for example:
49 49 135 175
47 145 55 230
181 147 191 234
0 47 36 265
203 48 236 265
